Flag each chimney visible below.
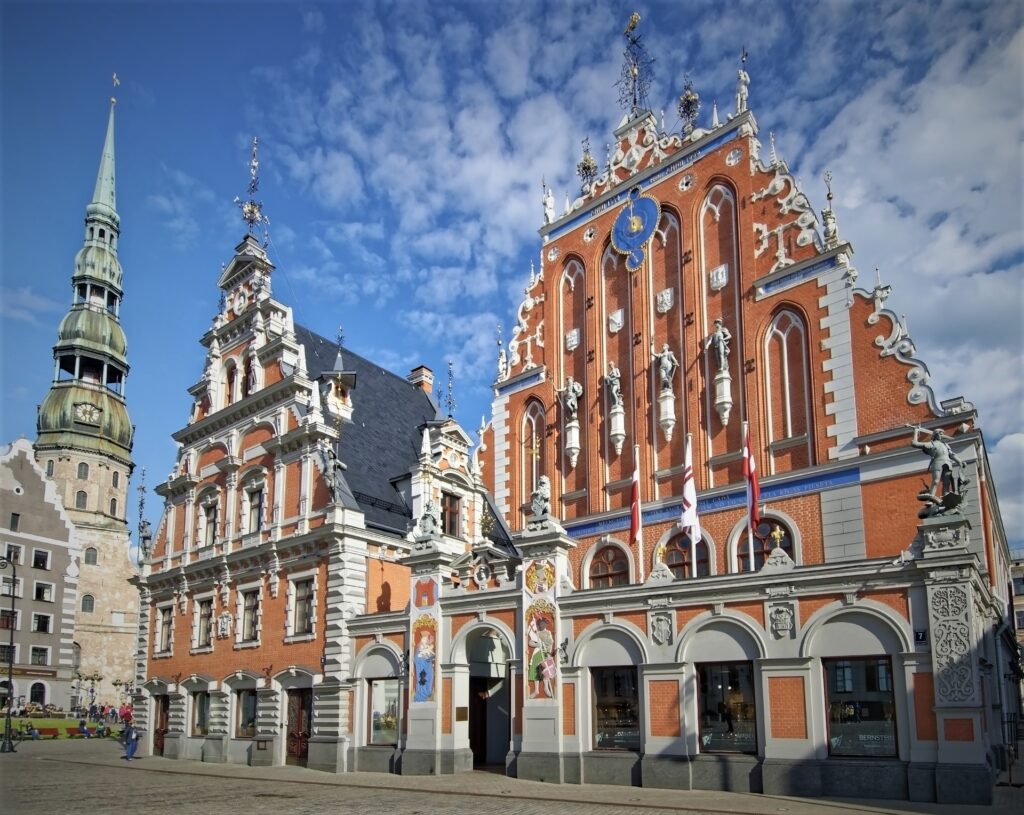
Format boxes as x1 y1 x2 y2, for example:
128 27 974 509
408 365 434 394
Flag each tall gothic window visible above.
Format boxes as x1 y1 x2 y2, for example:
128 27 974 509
520 400 545 514
764 309 813 473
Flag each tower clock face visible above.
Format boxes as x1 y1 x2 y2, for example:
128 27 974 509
75 402 101 424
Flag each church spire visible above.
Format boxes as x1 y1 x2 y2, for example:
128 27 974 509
89 99 118 226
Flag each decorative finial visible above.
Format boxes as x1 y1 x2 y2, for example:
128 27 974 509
875 267 882 287
336 324 345 347
233 136 270 244
617 12 654 116
821 169 840 248
677 74 700 135
769 131 778 165
824 169 834 203
136 467 151 564
443 360 456 417
712 100 720 128
576 137 598 189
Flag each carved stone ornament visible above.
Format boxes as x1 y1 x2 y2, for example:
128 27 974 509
759 546 795 574
646 561 674 585
547 246 560 262
726 148 742 166
678 173 694 192
584 226 597 243
651 611 673 646
608 309 624 334
656 287 674 314
708 263 728 292
565 328 580 352
217 612 232 638
929 584 974 703
769 604 795 640
472 561 492 589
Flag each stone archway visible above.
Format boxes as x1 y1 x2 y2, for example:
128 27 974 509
463 626 512 768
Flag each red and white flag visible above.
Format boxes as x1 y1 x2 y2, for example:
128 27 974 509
742 422 760 529
630 445 644 579
680 434 702 544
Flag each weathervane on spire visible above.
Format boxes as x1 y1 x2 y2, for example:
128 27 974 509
821 169 841 249
234 136 270 245
136 467 152 564
616 11 654 116
443 361 457 417
111 72 120 106
576 137 598 190
677 74 700 135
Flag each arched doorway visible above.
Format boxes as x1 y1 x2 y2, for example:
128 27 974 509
465 627 511 768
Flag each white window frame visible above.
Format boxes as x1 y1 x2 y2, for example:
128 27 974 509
1 576 23 598
32 580 55 603
83 547 98 566
0 643 19 664
29 645 51 666
155 603 174 656
4 542 23 565
285 570 317 641
31 548 52 570
191 593 215 652
0 608 21 631
80 594 96 613
240 470 268 538
31 613 53 634
235 583 262 648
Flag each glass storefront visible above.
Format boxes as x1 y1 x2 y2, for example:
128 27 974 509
592 666 640 750
823 657 897 757
368 678 399 745
697 661 757 754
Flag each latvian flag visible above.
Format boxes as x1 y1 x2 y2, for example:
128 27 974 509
742 422 760 529
680 434 702 544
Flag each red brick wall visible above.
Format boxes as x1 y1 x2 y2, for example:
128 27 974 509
913 672 937 741
563 682 576 736
768 676 807 739
442 677 452 735
648 680 680 737
944 718 974 742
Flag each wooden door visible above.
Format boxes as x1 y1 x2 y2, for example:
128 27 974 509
153 695 170 756
286 689 312 766
469 677 488 767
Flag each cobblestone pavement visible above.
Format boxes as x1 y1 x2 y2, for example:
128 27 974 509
2 739 1021 815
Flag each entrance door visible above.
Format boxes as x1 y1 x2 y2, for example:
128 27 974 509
153 695 170 756
469 677 489 767
285 689 312 766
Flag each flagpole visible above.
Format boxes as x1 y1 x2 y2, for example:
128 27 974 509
743 421 753 569
634 443 644 582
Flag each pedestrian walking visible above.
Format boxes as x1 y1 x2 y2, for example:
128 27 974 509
123 719 140 760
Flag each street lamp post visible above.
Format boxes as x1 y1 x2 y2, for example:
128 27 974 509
0 555 17 754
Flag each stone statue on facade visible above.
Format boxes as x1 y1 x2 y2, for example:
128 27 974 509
735 67 750 114
560 376 584 421
543 185 555 226
705 319 732 372
530 475 551 519
652 343 679 391
418 497 441 537
324 447 347 503
909 425 969 517
606 362 623 408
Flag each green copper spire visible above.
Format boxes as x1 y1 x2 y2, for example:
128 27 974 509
86 100 119 229
37 96 133 468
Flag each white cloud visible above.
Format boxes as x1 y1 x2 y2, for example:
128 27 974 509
0 286 63 326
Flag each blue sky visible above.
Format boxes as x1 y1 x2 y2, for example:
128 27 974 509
2 1 1021 552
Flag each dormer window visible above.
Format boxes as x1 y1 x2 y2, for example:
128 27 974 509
441 492 461 538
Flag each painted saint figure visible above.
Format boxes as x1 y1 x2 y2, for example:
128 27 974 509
527 615 555 698
705 319 732 372
413 625 436 702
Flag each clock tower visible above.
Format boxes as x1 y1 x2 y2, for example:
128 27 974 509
35 97 137 708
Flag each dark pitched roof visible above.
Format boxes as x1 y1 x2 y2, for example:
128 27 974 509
296 324 439 536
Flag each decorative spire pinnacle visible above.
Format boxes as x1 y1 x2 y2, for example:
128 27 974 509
769 131 778 165
712 100 720 128
576 137 598 189
234 136 270 244
821 170 841 249
616 12 654 116
677 74 700 135
443 360 456 417
89 95 118 224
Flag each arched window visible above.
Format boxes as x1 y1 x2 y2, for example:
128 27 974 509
664 532 710 579
77 462 89 479
112 471 120 488
46 460 54 477
84 547 98 565
589 545 629 588
737 520 795 572
764 309 813 473
520 400 545 515
225 362 237 406
109 498 118 517
30 682 46 705
81 594 95 613
75 491 87 510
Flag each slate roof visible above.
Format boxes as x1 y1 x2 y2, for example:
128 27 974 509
296 324 439 536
